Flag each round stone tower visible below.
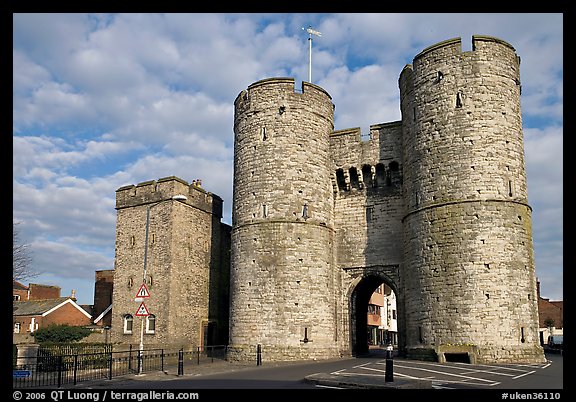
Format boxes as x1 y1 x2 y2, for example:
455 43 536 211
229 78 340 362
399 36 545 363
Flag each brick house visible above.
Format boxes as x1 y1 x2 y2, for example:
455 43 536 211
13 297 92 334
13 281 61 301
537 281 563 345
92 270 113 327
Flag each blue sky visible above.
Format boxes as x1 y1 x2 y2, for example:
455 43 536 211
13 13 563 305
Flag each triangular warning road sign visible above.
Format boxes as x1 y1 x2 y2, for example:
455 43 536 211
135 302 150 317
135 283 150 298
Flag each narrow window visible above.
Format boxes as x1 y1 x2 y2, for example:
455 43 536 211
349 167 359 189
436 71 444 83
366 206 374 222
130 235 136 247
336 169 346 191
124 314 133 334
146 314 156 334
262 204 268 218
362 165 373 188
14 322 21 334
508 180 513 197
301 327 311 343
375 163 385 186
456 91 463 108
261 127 267 141
302 203 309 220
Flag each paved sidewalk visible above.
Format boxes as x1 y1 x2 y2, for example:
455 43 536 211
57 359 278 388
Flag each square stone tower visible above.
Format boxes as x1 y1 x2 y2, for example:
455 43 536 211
110 176 230 350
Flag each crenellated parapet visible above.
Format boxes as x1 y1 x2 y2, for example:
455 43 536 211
116 176 222 218
330 122 403 193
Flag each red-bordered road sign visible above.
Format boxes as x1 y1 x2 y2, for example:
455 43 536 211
135 283 150 299
135 302 150 317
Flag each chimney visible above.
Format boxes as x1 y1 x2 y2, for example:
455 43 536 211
71 289 76 301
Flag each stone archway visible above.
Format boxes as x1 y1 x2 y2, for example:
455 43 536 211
345 266 401 356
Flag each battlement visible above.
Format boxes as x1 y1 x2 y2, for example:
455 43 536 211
414 35 516 62
245 77 331 99
234 77 333 119
116 176 223 218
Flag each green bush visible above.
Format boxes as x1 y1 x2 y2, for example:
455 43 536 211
32 324 92 343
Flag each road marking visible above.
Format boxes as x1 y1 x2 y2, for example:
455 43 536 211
374 363 500 385
513 370 536 380
352 362 371 369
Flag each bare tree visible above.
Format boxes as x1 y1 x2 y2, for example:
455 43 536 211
13 221 38 282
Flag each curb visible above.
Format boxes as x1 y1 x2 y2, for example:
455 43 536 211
303 373 433 389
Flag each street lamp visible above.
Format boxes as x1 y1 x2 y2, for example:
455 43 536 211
138 194 187 374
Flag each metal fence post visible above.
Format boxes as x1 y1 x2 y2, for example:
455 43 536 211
57 355 63 388
128 344 132 371
178 349 184 376
73 354 78 385
108 350 113 380
197 347 200 365
161 349 164 372
256 344 262 366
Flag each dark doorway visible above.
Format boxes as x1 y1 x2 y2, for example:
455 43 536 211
350 275 397 356
445 353 470 363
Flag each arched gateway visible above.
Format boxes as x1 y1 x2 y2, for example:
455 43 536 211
346 267 401 356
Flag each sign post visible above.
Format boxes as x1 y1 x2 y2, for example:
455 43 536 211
135 283 151 374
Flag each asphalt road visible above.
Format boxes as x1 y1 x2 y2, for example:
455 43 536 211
91 351 562 391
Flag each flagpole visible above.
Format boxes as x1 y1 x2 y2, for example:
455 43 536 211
303 26 321 83
308 33 312 83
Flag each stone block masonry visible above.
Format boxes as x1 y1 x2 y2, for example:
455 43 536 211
110 176 230 350
110 36 545 364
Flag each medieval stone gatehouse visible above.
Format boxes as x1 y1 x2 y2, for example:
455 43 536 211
110 35 546 364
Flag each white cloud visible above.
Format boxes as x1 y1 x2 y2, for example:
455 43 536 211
12 13 563 305
524 126 563 209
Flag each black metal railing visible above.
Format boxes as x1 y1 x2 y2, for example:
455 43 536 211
13 345 228 388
